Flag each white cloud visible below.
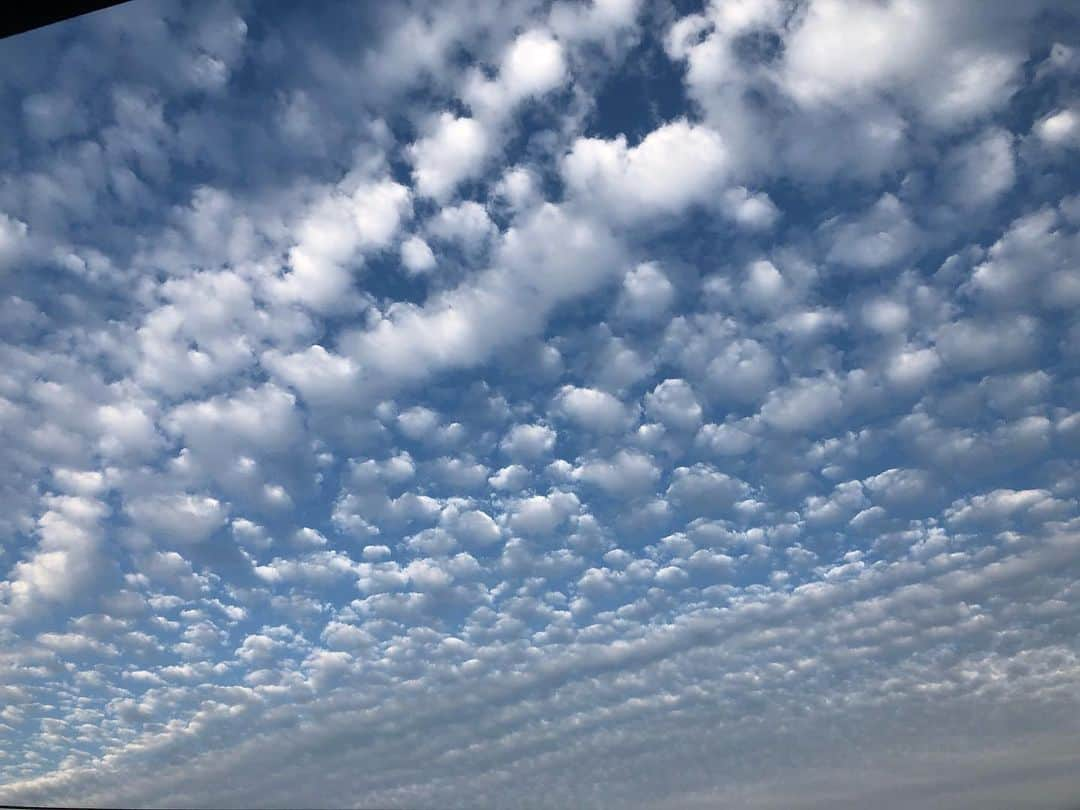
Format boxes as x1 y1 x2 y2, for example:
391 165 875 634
125 493 227 545
400 235 437 275
507 490 580 536
339 204 622 392
643 379 702 432
571 450 660 497
408 114 489 201
935 316 1040 373
489 464 531 492
666 464 750 517
500 423 557 460
562 120 728 222
781 0 1021 128
465 29 567 121
273 178 412 311
617 262 675 322
427 200 496 251
721 187 780 230
760 375 845 433
942 127 1016 208
741 259 788 313
0 213 29 272
1035 107 1080 147
824 193 918 270
553 385 637 433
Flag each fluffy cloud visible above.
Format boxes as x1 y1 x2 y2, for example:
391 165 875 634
553 385 637 433
500 423 557 460
273 178 412 311
824 194 919 271
409 113 490 201
562 120 728 222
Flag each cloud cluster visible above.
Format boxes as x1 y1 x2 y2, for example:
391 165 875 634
1 0 1079 808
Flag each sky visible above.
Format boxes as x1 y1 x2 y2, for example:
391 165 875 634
0 0 1079 807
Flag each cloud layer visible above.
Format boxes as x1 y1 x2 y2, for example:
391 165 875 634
1 1 1079 808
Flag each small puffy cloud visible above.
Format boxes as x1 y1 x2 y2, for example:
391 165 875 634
941 127 1015 208
886 345 941 391
322 622 375 650
493 166 539 211
704 338 779 405
427 201 496 252
644 379 703 432
862 297 910 334
549 0 640 44
408 113 489 200
397 406 442 440
696 420 757 456
274 179 412 311
803 481 869 526
553 385 637 433
22 92 88 141
0 213 29 272
741 259 789 313
571 450 661 497
759 375 845 433
444 509 502 547
1034 107 1080 147
5 495 108 613
507 490 580 535
945 488 1069 528
125 494 228 545
935 316 1039 373
824 193 918 270
489 464 531 492
617 262 675 322
721 187 780 230
341 204 622 391
963 206 1080 311
164 384 303 463
262 346 359 406
780 0 1021 128
500 423 557 460
96 401 161 460
465 29 567 120
400 235 436 274
562 120 728 222
666 464 750 515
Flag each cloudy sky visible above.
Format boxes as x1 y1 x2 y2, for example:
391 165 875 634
1 0 1079 807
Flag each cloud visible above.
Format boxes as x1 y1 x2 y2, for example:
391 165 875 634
273 177 412 311
616 262 675 322
338 203 622 395
571 449 660 497
1035 107 1080 146
562 120 728 222
464 28 567 121
124 494 228 545
400 235 437 275
643 379 702 432
409 113 490 201
824 193 919 271
553 385 638 433
500 423 557 460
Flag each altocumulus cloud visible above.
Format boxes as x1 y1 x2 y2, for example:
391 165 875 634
1 1 1080 809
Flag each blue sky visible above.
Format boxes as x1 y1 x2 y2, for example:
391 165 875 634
1 1 1080 807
